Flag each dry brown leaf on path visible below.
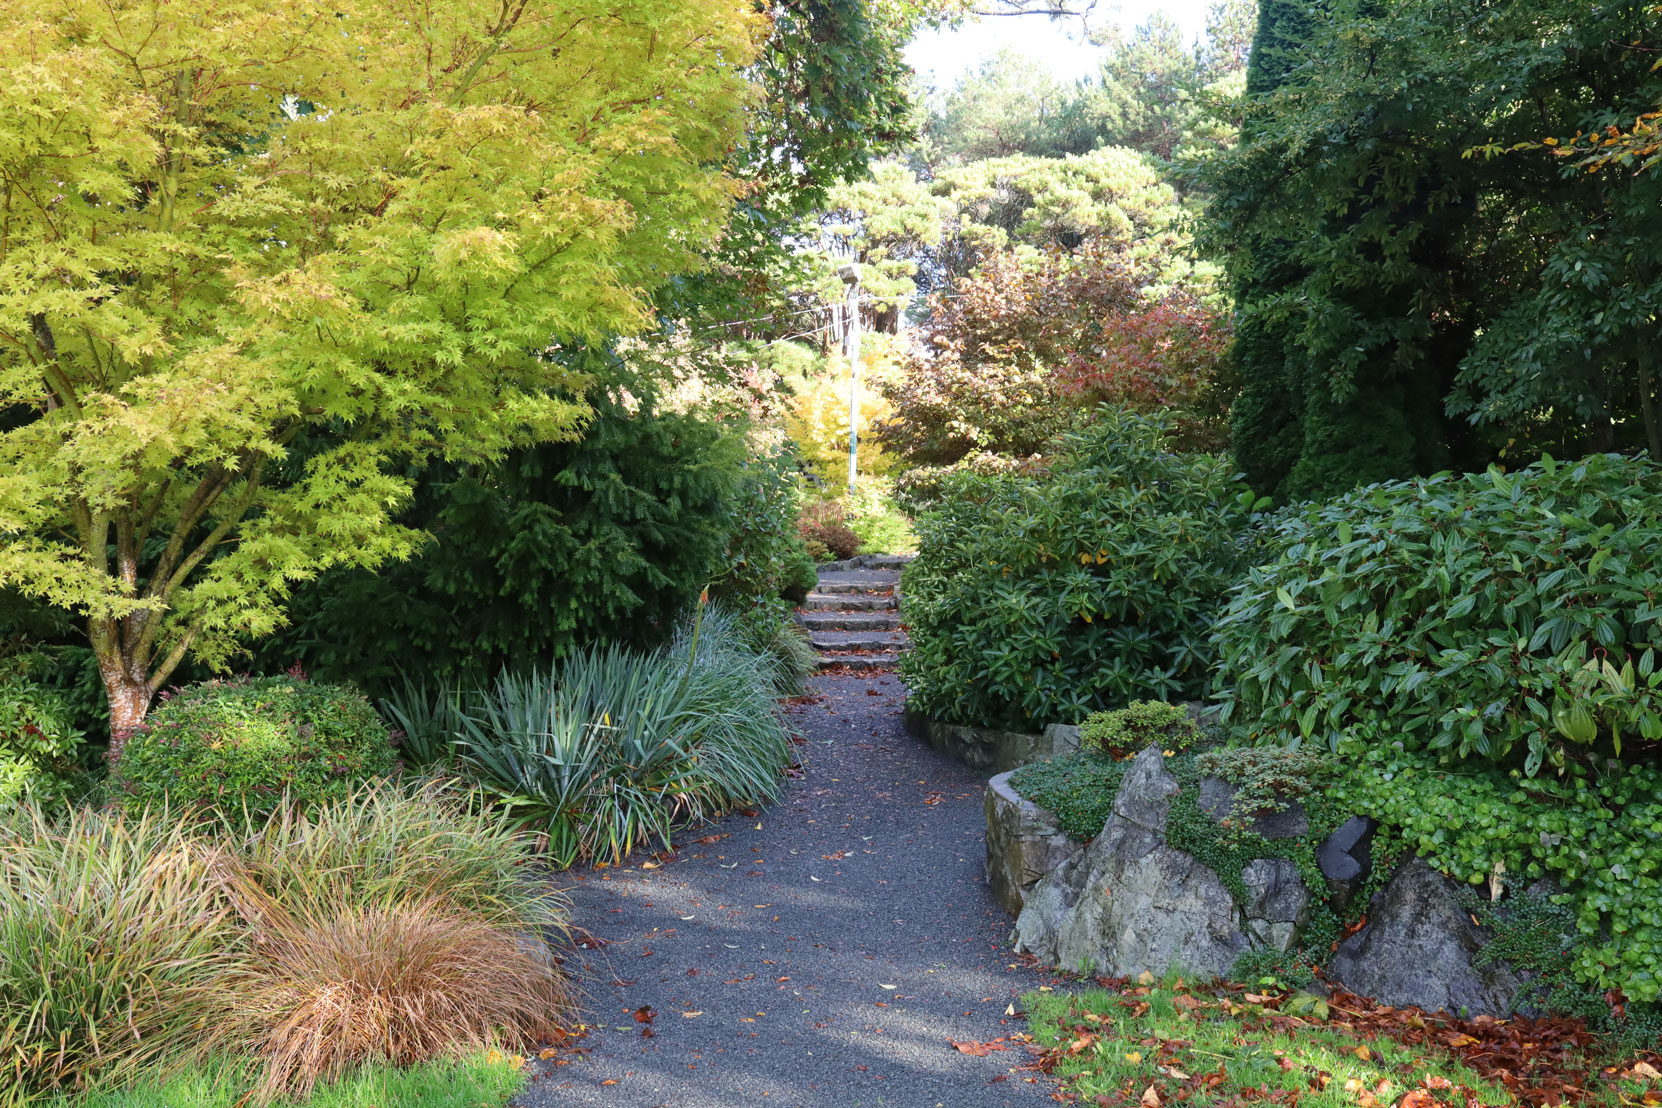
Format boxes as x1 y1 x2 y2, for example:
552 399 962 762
950 1039 1011 1056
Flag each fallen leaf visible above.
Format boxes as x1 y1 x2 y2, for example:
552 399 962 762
681 1011 703 1018
1355 1044 1372 1062
632 1006 654 1024
1141 1084 1161 1107
949 1039 1011 1056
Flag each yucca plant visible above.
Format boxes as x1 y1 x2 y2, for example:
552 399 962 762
378 677 469 768
455 606 793 868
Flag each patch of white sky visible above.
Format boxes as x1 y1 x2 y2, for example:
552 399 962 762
905 1 1214 88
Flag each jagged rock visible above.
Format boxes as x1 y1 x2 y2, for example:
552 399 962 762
1317 816 1377 909
1241 858 1310 952
1329 858 1527 1017
1197 778 1309 840
1012 747 1250 978
985 771 1078 915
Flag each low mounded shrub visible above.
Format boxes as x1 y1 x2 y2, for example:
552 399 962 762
797 497 861 561
114 675 395 818
1212 453 1662 775
1080 701 1204 759
900 409 1256 729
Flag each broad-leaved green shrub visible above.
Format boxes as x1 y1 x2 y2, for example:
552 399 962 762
115 676 394 817
1213 453 1662 775
0 659 87 808
900 410 1254 728
1081 700 1204 759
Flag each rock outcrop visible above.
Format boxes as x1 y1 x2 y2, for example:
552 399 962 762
1012 747 1252 978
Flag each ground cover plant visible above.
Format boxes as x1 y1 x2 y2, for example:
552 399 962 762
0 785 567 1106
1025 975 1662 1108
902 410 1256 728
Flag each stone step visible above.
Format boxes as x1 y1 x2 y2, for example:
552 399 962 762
818 553 915 573
813 579 898 596
815 653 897 671
800 594 897 612
797 611 901 632
814 570 901 591
809 631 909 652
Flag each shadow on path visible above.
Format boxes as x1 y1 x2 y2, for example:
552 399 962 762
515 673 1059 1108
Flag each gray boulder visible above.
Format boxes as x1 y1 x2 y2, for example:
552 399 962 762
1317 816 1377 910
1242 858 1311 952
1012 747 1250 978
984 771 1078 915
1197 777 1309 841
1329 858 1526 1016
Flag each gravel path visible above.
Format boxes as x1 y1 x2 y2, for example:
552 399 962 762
516 672 1058 1108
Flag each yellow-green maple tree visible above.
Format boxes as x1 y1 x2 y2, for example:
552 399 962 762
0 0 764 744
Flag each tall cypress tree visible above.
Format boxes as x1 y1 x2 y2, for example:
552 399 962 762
1217 0 1468 501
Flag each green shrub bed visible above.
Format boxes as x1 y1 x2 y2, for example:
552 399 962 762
1213 454 1662 773
901 410 1257 729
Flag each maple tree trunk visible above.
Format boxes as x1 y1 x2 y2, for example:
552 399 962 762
95 650 154 764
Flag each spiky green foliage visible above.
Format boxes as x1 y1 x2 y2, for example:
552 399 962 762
448 607 794 867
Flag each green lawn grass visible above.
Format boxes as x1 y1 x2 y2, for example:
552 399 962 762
66 1050 526 1108
1025 977 1657 1108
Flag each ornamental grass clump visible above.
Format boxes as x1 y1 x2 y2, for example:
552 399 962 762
0 784 571 1106
0 806 237 1104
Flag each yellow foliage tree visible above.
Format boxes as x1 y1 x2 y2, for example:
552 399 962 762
0 0 764 742
783 345 904 494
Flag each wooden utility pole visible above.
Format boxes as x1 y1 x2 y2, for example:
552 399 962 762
839 262 862 493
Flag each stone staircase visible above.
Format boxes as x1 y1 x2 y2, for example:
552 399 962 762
796 553 912 671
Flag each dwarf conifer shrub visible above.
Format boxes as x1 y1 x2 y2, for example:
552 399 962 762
115 676 394 818
1080 700 1204 759
900 410 1255 728
1212 453 1662 775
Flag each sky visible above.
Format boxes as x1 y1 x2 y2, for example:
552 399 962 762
905 1 1213 86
